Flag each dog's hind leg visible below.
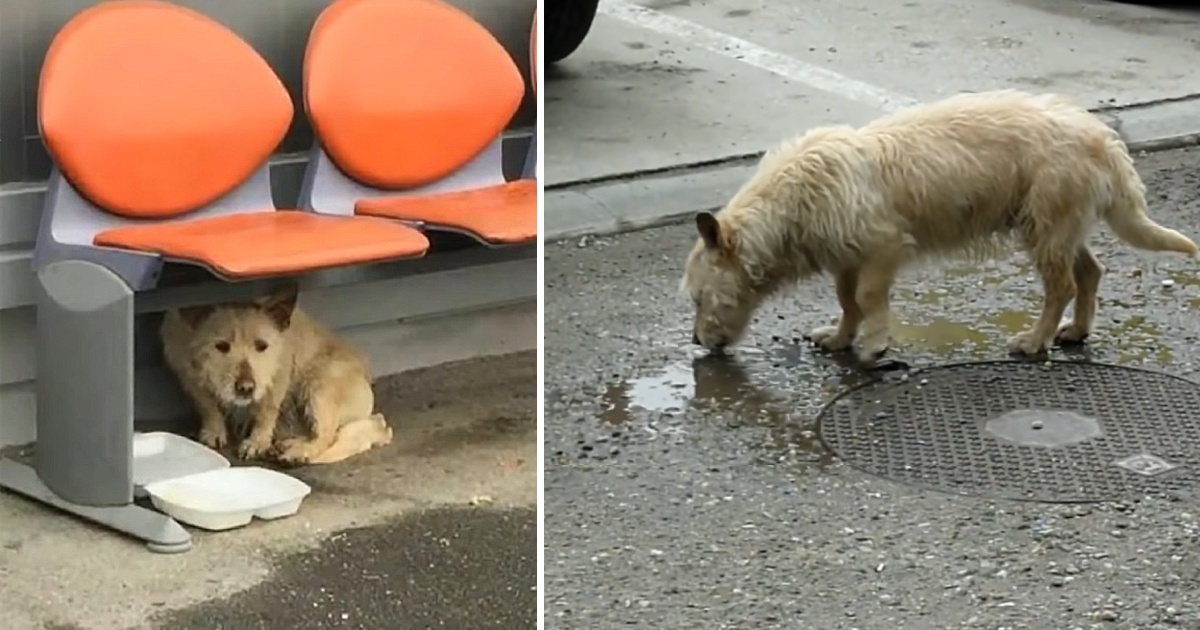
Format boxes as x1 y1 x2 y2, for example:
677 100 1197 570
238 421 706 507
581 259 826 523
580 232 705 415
809 268 862 352
275 366 375 465
1009 248 1077 355
1056 245 1104 344
855 258 901 363
308 414 393 465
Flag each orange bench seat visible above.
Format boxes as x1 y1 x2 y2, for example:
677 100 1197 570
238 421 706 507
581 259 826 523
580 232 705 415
354 179 536 245
94 211 429 279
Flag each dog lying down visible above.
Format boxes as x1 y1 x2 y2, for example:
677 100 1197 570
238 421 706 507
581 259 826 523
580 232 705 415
683 89 1198 364
160 285 393 466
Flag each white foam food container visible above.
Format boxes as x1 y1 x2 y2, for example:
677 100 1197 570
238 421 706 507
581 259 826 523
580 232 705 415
143 466 313 532
132 431 230 498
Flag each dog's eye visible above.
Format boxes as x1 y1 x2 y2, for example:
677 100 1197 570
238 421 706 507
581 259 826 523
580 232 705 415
214 341 230 353
254 340 268 352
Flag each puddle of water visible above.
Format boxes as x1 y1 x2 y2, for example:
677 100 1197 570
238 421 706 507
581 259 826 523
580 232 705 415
888 310 1035 356
600 363 693 424
1167 270 1200 289
888 307 1169 365
600 356 835 465
1109 314 1172 365
892 317 987 350
928 259 1034 280
1161 271 1200 310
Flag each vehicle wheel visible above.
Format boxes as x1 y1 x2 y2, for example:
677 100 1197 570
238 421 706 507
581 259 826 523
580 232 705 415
546 0 600 64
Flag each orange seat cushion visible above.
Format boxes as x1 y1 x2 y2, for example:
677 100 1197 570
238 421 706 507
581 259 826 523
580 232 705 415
354 180 537 245
305 0 525 189
94 212 429 279
39 1 293 218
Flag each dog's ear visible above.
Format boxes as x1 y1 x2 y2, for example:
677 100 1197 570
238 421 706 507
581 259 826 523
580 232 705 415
696 212 722 251
256 284 299 330
178 305 214 328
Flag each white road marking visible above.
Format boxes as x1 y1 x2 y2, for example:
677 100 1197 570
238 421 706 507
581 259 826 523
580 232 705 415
599 0 919 113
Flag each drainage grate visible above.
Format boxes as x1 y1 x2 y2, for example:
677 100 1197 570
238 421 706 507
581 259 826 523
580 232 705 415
816 360 1200 503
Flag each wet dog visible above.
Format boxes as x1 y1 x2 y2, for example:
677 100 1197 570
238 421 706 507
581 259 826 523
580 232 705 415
682 89 1197 363
160 285 393 465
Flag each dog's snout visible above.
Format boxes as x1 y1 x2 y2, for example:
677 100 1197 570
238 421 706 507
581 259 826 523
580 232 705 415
233 377 255 397
692 332 701 346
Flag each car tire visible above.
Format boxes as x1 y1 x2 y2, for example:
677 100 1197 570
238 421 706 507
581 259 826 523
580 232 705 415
546 0 600 64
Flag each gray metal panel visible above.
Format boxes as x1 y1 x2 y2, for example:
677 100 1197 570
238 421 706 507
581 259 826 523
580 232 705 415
0 133 532 249
0 0 537 185
0 266 536 444
298 140 508 216
35 259 135 506
0 250 535 386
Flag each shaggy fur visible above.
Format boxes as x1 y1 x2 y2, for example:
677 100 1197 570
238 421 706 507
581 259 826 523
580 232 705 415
160 285 393 465
683 89 1198 362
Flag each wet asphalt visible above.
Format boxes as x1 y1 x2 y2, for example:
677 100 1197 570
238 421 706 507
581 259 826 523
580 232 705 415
544 146 1200 629
153 507 537 630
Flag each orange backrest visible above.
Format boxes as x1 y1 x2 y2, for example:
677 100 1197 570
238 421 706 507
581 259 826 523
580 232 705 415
39 0 293 219
305 0 526 190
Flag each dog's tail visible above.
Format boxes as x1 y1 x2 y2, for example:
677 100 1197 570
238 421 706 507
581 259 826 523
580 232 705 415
1101 139 1198 258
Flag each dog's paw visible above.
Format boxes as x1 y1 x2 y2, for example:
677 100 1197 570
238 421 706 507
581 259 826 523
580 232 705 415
856 339 891 364
273 438 316 466
1007 331 1050 355
198 427 228 450
237 436 272 460
807 325 854 352
370 414 395 447
1055 321 1090 345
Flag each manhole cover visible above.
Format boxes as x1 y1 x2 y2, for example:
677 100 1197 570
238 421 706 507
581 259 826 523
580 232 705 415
816 360 1200 502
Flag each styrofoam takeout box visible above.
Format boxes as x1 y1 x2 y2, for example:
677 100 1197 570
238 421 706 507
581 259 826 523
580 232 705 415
143 466 313 531
132 431 229 498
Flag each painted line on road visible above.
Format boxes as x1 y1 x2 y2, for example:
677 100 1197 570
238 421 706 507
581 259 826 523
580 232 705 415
599 0 919 113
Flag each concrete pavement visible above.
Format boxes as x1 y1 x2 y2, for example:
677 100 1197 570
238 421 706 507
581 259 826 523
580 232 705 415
0 351 536 630
545 0 1200 241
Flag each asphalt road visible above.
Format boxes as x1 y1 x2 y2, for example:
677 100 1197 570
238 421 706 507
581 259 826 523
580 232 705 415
543 146 1200 629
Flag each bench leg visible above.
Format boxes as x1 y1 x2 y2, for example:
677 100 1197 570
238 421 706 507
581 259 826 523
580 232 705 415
0 259 191 553
0 460 191 553
523 134 538 180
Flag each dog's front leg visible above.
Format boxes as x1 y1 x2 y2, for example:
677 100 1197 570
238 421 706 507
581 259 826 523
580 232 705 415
237 380 288 460
854 261 899 364
180 380 229 450
809 268 862 351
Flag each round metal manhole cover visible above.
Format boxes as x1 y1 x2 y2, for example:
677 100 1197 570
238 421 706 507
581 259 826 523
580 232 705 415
816 360 1200 502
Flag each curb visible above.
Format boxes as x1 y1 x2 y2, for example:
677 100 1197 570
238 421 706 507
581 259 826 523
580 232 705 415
1126 131 1200 155
546 113 1200 245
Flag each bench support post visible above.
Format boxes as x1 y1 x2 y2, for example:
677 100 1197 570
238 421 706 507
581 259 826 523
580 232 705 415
0 260 191 553
523 134 537 180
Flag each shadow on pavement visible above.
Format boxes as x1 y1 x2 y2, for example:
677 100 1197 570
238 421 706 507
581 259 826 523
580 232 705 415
151 506 537 630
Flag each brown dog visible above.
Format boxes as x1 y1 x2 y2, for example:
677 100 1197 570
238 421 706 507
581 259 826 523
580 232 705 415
683 89 1197 362
160 285 393 465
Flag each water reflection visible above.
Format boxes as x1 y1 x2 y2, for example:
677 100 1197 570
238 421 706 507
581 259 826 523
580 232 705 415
601 353 839 465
